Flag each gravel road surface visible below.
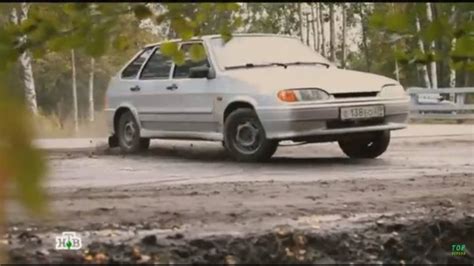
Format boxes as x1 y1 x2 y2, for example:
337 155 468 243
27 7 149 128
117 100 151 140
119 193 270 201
4 124 474 263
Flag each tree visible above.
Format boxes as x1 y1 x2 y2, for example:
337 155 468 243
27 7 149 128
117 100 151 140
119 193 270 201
341 4 347 68
368 3 474 88
329 3 336 62
318 3 326 57
415 15 432 88
304 11 310 46
425 3 438 88
10 3 38 115
298 3 304 42
71 49 78 133
311 3 318 51
359 3 372 72
242 3 300 36
88 57 95 122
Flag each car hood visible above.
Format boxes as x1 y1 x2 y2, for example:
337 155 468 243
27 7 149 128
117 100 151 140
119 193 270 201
223 66 398 94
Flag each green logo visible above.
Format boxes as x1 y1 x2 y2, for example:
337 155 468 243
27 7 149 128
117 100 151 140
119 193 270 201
55 232 82 250
66 240 72 250
451 244 466 256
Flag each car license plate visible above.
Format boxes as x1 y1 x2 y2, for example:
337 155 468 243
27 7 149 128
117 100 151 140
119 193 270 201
340 105 384 120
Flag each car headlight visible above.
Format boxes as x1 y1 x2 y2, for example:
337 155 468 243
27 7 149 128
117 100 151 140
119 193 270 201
378 84 407 98
277 88 330 102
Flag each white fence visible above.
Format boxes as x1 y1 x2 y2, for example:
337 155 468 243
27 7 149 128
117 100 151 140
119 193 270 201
407 87 474 120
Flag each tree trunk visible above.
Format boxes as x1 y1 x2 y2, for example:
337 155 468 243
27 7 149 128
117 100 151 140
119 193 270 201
318 3 326 57
464 60 470 87
305 13 310 46
360 4 371 72
298 3 304 42
395 59 400 82
341 4 347 69
449 5 457 88
415 16 432 88
311 3 318 51
426 3 438 89
329 3 336 62
88 57 95 122
71 49 79 133
12 4 38 115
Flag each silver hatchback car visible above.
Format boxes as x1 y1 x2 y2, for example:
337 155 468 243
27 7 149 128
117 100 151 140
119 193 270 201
105 34 409 162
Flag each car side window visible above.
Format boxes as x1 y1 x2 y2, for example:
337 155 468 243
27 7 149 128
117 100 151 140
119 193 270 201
173 43 210 79
121 48 153 79
139 47 173 80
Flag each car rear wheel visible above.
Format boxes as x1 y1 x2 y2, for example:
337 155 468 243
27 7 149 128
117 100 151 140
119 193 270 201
224 108 278 162
338 130 390 159
117 111 150 153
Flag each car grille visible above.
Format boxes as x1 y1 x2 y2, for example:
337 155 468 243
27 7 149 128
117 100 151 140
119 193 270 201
326 118 385 129
332 92 378 99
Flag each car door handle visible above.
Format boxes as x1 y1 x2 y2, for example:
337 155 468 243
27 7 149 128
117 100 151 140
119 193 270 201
166 84 178 91
130 85 141 92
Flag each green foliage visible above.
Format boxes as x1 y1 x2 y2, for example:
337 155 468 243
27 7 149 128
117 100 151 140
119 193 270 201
160 42 185 65
0 76 46 215
189 43 206 62
132 4 153 20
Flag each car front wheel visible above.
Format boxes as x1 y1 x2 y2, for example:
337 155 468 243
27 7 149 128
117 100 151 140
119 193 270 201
117 111 150 154
224 108 278 162
338 131 390 159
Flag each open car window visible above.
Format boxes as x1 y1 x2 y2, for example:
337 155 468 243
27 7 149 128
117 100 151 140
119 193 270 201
173 43 210 79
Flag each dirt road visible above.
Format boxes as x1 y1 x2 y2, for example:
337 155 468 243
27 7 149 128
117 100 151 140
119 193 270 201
4 125 474 263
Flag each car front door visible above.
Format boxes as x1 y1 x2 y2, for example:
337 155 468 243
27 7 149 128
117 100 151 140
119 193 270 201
166 42 219 134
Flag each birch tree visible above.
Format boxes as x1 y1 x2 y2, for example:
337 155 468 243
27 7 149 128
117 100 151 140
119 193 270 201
341 4 347 68
305 12 310 46
318 3 326 57
298 3 304 42
88 58 95 122
329 3 336 62
426 3 438 89
11 3 38 115
360 3 371 71
449 5 457 88
311 3 318 51
415 15 432 88
71 49 79 133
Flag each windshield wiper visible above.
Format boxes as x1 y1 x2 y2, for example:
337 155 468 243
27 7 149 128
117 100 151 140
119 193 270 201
284 61 330 68
225 62 288 70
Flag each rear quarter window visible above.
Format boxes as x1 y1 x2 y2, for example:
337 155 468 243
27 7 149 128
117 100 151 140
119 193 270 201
121 48 154 79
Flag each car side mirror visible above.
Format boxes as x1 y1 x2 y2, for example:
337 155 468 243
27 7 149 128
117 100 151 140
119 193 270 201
189 65 215 79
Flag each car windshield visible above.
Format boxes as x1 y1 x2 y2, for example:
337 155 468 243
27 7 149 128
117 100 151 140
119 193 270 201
209 35 332 70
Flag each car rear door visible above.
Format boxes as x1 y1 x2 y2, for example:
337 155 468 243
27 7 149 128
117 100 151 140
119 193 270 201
107 47 154 117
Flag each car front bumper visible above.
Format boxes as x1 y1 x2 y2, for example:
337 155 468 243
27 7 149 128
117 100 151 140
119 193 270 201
256 98 410 140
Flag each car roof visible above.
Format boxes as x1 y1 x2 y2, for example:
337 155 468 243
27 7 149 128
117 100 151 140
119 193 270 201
143 33 297 49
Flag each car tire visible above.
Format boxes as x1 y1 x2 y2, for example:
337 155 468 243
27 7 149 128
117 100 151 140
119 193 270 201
224 108 278 162
338 130 390 159
108 135 119 148
117 111 150 154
